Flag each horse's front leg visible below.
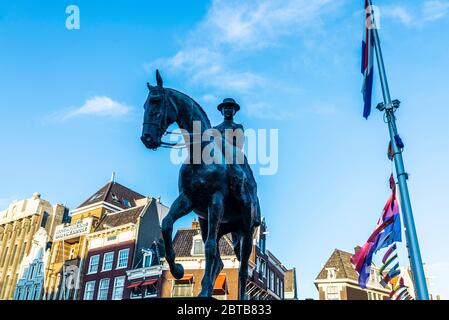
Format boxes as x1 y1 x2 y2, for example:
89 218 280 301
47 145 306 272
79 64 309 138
161 193 192 279
199 191 224 297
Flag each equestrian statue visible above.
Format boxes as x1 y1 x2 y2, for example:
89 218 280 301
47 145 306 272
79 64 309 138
140 70 261 300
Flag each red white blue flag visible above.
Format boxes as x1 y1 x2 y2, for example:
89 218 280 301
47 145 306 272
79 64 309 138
362 0 374 119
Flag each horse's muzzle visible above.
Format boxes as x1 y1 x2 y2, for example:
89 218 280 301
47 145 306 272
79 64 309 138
141 134 160 150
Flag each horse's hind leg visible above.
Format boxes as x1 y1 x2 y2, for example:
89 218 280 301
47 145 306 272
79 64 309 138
238 231 254 300
161 193 192 279
199 191 224 297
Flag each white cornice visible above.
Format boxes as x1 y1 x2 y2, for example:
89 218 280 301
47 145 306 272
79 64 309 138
70 201 123 215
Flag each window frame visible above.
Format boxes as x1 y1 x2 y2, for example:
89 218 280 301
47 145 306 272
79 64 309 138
112 276 126 300
83 281 96 300
116 249 129 269
97 278 110 300
102 252 114 272
88 254 100 274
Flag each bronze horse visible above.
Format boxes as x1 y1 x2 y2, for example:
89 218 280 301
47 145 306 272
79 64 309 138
141 70 260 299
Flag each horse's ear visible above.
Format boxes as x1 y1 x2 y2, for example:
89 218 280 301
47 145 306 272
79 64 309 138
156 69 163 87
147 82 153 90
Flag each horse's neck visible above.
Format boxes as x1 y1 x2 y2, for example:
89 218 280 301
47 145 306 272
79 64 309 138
171 91 211 134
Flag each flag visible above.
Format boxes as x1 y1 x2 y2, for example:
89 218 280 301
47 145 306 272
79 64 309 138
351 181 402 288
362 0 375 119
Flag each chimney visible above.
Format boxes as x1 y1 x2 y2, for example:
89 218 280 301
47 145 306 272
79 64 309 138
354 246 362 254
191 219 200 229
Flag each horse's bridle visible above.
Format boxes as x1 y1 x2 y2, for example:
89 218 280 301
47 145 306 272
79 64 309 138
143 87 206 149
143 87 181 148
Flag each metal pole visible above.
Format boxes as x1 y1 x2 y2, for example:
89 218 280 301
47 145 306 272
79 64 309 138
368 1 429 300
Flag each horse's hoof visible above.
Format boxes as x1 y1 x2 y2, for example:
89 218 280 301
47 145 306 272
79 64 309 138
198 289 212 298
171 263 184 280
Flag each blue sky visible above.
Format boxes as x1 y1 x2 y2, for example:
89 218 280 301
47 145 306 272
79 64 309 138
1 0 449 299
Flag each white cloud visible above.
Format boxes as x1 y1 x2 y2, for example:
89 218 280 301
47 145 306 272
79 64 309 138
146 0 338 107
63 96 131 120
201 94 219 104
246 102 295 121
382 6 413 26
380 1 449 27
423 0 449 21
199 0 334 50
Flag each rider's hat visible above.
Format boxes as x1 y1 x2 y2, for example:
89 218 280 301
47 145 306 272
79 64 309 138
217 98 240 112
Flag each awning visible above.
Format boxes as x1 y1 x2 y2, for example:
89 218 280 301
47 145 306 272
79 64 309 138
175 275 193 283
213 274 227 295
127 281 143 288
142 279 158 286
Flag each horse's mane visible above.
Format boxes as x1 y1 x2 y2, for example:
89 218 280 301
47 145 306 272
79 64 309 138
168 88 212 128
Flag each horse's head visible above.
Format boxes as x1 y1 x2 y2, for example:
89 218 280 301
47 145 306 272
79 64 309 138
141 70 177 150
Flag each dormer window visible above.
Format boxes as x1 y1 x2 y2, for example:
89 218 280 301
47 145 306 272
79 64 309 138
111 193 119 202
122 198 131 208
144 251 154 268
191 234 204 256
89 192 103 202
326 267 337 280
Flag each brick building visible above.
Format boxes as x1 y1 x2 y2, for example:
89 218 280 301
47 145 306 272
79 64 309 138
80 197 167 300
44 179 148 300
160 219 294 300
314 248 390 300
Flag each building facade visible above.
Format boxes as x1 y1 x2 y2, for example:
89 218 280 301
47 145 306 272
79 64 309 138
13 227 50 300
314 248 391 300
0 192 67 300
43 180 147 300
283 268 298 300
160 219 291 300
80 198 168 300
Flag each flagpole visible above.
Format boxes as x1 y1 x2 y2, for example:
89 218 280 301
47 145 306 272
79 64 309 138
367 0 429 300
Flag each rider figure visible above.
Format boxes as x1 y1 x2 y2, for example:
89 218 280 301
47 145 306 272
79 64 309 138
214 98 261 228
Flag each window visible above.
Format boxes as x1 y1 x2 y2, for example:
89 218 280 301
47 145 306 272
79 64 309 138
258 260 266 279
276 277 280 295
10 244 18 265
97 278 110 300
111 193 119 202
117 249 129 269
326 268 337 280
102 252 114 271
193 239 204 255
145 283 158 298
326 286 340 300
88 255 100 274
144 251 153 268
122 198 131 208
1 247 8 267
112 276 125 300
280 281 284 299
24 286 30 300
270 271 274 290
28 265 35 280
37 263 43 275
34 284 40 300
40 211 49 228
15 287 23 300
259 236 266 254
172 278 194 297
84 281 95 300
